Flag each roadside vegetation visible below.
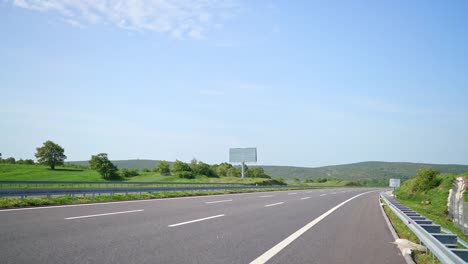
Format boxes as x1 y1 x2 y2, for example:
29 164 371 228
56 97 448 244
0 142 284 184
0 163 284 185
395 168 468 242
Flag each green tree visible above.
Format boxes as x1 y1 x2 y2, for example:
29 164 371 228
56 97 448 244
35 140 66 170
89 153 120 180
156 161 171 175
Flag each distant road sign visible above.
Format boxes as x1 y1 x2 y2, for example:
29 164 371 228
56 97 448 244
229 148 257 163
389 178 401 188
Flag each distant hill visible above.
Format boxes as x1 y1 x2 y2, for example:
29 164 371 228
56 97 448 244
261 161 468 181
68 160 468 181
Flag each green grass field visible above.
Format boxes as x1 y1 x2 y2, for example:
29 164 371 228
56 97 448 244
0 164 104 181
0 164 283 185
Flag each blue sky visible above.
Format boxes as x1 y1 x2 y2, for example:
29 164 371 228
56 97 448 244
1 0 467 167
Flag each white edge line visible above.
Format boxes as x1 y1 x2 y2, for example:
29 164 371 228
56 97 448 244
250 191 375 264
205 199 232 204
260 195 274 198
300 197 311 200
320 194 326 196
265 202 284 207
287 193 297 195
378 195 415 264
0 189 335 212
65 209 144 220
168 214 225 227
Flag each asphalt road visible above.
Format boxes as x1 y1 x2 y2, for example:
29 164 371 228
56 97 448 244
0 188 405 264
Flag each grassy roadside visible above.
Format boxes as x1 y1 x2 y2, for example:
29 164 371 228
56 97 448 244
395 173 468 243
381 198 441 264
0 187 313 209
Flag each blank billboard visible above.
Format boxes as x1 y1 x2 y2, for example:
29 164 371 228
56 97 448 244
229 148 257 163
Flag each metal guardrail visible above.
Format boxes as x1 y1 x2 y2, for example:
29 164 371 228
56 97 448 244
381 192 468 264
0 180 319 198
0 185 267 197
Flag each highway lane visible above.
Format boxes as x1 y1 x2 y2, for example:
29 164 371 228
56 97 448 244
0 188 405 264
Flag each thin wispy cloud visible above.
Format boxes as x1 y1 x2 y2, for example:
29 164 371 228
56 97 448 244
10 0 239 39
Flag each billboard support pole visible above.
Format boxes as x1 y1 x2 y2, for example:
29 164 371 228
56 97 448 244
241 161 245 179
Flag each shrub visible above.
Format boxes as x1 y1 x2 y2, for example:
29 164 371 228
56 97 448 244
246 167 271 178
216 162 233 177
414 168 440 191
316 177 328 183
4 157 16 164
256 179 287 186
227 167 241 177
172 160 191 173
24 159 35 165
119 168 139 177
155 161 171 175
193 161 218 178
177 171 194 179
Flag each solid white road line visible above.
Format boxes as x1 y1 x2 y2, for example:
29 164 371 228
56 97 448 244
65 209 144 220
320 194 326 196
205 199 232 204
260 195 274 198
300 197 311 200
265 202 284 207
250 191 375 264
0 189 307 212
288 193 297 195
168 214 225 227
